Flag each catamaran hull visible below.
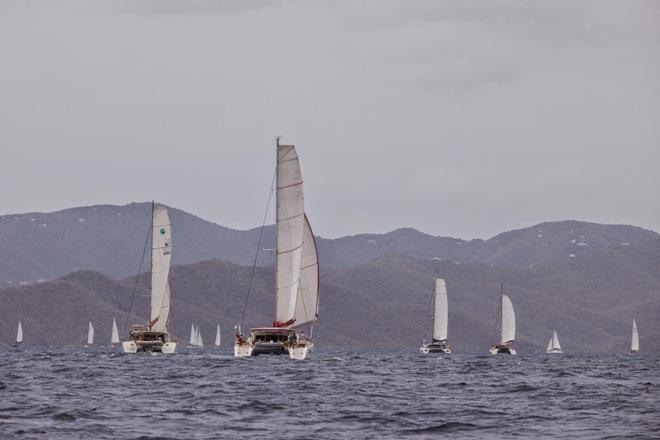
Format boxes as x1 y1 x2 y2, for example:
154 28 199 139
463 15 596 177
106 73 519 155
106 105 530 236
288 343 313 360
490 345 516 355
420 345 451 354
122 341 177 354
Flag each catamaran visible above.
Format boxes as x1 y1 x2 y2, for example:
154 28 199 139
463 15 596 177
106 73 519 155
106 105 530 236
214 324 221 347
630 318 639 353
545 329 562 354
15 320 23 346
420 278 451 354
234 140 320 360
489 285 516 355
86 322 94 346
110 318 120 346
122 204 177 354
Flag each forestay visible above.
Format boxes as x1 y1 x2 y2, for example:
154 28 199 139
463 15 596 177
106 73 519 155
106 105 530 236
432 278 448 342
150 206 172 333
500 294 516 344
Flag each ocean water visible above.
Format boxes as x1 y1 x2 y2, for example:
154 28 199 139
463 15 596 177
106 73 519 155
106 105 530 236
1 348 659 439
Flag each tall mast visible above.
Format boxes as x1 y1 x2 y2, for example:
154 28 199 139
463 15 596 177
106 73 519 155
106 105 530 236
274 137 280 322
149 200 155 326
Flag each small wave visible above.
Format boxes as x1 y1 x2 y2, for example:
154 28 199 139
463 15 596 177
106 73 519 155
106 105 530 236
403 422 481 434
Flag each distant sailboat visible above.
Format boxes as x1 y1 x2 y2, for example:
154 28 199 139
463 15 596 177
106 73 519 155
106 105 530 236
16 320 23 345
214 324 221 347
420 278 451 354
122 203 177 354
546 329 562 354
630 318 639 353
86 322 94 346
196 326 204 347
110 318 120 346
234 140 319 360
489 284 517 355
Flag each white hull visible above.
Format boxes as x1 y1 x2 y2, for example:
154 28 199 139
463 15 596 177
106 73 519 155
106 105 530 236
234 343 254 358
546 349 563 354
288 343 313 360
122 340 176 354
420 345 451 354
490 345 516 355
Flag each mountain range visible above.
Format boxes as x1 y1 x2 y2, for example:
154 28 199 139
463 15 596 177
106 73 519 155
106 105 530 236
0 202 658 353
1 202 657 284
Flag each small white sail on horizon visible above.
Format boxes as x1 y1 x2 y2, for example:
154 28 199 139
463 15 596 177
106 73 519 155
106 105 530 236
214 324 221 347
630 318 639 353
546 329 562 353
111 318 120 345
87 322 94 345
500 293 516 345
196 326 204 347
16 320 23 344
190 323 196 346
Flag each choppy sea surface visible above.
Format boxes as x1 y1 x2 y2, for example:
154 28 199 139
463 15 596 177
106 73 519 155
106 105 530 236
1 348 659 439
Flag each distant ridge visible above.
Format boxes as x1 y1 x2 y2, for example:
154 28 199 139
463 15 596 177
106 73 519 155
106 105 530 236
0 202 657 283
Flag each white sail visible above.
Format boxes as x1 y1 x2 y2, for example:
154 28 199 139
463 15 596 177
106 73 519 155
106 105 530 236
16 320 23 343
552 330 561 350
432 278 448 342
546 338 553 352
197 327 204 347
275 145 305 326
190 323 196 345
293 215 320 328
87 322 94 345
500 294 516 344
631 318 639 352
150 205 172 333
215 324 221 346
111 318 120 345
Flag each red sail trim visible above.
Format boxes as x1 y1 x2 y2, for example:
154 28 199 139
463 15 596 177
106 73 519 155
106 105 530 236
272 319 295 328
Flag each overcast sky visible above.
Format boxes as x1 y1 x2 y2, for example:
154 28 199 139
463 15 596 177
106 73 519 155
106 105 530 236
1 0 658 239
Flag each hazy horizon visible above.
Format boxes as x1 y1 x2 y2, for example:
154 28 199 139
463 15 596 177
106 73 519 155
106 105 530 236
1 0 658 239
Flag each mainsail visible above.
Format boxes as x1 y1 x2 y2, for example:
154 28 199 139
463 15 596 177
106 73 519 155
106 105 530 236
631 319 639 352
150 206 172 333
215 324 221 346
190 323 196 345
197 326 204 347
432 278 448 342
16 320 23 343
500 294 516 344
552 330 561 350
274 144 320 328
87 322 94 345
111 318 120 345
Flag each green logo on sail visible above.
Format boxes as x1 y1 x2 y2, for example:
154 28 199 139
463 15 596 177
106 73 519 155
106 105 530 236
160 228 166 235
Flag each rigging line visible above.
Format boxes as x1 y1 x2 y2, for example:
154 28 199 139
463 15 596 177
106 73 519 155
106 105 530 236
123 222 151 331
240 168 277 329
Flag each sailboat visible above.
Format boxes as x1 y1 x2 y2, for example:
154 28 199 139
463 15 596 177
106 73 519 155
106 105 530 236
110 318 120 346
122 203 177 354
234 140 320 360
197 326 204 347
545 329 562 354
214 324 221 347
420 278 451 354
489 284 517 355
630 318 639 353
189 323 196 346
15 320 23 345
86 322 94 346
